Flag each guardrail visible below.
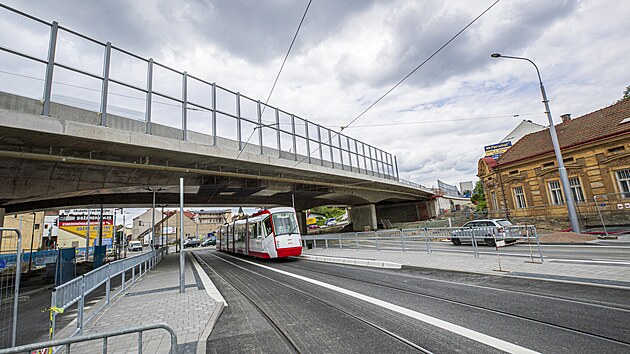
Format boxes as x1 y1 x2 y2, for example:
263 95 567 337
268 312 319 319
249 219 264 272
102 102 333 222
51 248 168 339
0 3 399 180
302 225 543 261
0 323 177 354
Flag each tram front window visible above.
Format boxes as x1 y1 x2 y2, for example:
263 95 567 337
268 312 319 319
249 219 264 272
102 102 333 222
272 212 299 236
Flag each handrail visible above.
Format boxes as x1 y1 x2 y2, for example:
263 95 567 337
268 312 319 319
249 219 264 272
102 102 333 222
0 323 178 354
51 248 168 339
303 225 543 261
0 3 401 181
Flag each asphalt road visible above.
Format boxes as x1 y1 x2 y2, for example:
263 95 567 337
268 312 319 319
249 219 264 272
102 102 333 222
196 249 630 353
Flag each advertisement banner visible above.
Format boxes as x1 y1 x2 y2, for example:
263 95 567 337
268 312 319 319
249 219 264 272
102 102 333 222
484 141 512 159
58 209 114 247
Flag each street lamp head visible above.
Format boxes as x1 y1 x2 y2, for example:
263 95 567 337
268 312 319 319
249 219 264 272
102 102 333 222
490 53 502 58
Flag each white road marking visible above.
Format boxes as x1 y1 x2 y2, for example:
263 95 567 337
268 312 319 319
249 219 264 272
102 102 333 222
216 253 539 354
190 254 228 306
548 258 630 266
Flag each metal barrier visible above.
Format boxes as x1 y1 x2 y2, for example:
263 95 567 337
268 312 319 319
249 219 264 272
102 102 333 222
0 228 22 349
0 323 177 354
51 248 167 339
304 225 544 261
0 3 398 180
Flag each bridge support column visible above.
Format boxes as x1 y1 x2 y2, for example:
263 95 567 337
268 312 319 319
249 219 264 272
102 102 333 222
295 211 307 236
0 207 4 227
350 204 377 232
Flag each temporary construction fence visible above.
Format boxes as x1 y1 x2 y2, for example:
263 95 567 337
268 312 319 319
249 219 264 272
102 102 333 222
0 228 22 350
302 225 543 262
50 248 168 340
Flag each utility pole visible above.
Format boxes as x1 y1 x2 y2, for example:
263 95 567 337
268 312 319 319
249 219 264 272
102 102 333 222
85 208 91 261
28 212 36 271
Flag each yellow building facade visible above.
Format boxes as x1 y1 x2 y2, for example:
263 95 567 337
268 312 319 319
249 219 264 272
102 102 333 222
478 99 630 231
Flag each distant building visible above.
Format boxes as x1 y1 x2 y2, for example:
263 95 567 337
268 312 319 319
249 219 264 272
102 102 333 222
459 181 474 195
500 119 545 144
191 209 233 236
484 120 546 160
1 212 46 253
132 209 163 240
437 180 460 197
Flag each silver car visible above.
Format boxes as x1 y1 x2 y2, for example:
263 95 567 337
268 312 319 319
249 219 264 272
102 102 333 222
450 219 521 247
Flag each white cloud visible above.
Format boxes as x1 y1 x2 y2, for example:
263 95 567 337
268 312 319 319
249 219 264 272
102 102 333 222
0 0 628 191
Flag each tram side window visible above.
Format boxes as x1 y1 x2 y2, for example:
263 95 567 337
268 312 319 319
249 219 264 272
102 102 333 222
249 223 257 239
263 217 273 237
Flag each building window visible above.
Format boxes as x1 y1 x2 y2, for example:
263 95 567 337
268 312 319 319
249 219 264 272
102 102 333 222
548 180 564 205
513 187 526 208
569 178 585 203
491 191 498 210
617 169 630 198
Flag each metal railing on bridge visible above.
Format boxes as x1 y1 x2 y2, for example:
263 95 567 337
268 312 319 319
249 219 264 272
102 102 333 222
302 225 544 261
0 4 399 181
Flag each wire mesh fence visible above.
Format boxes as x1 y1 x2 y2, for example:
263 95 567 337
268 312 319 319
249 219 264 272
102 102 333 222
0 228 22 349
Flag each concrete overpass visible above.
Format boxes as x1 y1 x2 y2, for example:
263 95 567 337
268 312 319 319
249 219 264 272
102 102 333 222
0 6 434 231
0 93 434 230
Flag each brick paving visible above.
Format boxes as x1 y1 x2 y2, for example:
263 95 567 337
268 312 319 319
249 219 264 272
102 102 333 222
56 251 220 354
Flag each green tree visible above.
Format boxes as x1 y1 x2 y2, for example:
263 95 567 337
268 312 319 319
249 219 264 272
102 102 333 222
621 84 630 102
311 206 345 220
470 180 486 211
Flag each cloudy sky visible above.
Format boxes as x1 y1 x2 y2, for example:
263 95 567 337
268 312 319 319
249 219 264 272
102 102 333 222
1 0 628 191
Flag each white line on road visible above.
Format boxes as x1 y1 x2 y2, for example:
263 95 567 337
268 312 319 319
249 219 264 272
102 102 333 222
216 253 539 354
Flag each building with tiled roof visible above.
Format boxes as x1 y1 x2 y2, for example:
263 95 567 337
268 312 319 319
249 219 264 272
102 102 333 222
478 98 630 231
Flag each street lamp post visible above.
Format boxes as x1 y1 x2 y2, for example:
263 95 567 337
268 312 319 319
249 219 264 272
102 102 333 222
490 53 581 233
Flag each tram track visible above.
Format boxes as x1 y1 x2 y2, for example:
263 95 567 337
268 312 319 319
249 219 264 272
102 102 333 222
191 253 301 354
193 251 434 353
281 260 630 348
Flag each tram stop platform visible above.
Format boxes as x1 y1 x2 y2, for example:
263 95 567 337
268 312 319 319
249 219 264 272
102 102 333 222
53 250 224 354
300 237 630 290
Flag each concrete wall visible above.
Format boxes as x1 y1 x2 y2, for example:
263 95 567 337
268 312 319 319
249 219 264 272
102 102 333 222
350 204 377 231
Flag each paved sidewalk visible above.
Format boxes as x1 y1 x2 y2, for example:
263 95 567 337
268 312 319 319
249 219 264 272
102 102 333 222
56 251 222 353
302 246 630 288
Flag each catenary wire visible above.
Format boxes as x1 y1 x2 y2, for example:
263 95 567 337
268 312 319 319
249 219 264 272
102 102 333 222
236 0 313 160
292 0 501 169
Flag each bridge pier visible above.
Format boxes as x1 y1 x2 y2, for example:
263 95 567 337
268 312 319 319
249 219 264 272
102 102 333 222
350 204 377 232
296 211 308 236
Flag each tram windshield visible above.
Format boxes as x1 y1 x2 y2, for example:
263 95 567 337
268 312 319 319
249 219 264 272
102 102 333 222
272 212 299 236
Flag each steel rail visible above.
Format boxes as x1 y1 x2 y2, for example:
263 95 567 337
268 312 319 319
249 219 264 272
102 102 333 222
284 261 630 348
196 252 433 353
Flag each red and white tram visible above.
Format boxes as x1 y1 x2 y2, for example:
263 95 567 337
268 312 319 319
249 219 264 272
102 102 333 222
217 207 302 258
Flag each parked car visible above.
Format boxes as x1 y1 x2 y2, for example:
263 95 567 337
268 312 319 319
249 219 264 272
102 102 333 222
325 218 337 226
308 224 320 229
127 241 143 252
184 238 201 248
449 219 521 247
201 235 216 247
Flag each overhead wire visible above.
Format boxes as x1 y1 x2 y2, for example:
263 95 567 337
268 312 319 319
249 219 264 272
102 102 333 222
292 0 501 168
340 112 543 128
236 0 313 160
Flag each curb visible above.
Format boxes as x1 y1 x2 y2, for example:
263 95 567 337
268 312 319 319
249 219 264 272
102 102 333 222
190 253 227 354
300 254 402 269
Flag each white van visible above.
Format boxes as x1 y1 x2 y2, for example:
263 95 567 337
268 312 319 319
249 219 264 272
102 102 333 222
128 241 143 252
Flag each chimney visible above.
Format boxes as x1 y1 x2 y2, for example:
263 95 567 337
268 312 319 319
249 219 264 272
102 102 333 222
560 113 571 123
